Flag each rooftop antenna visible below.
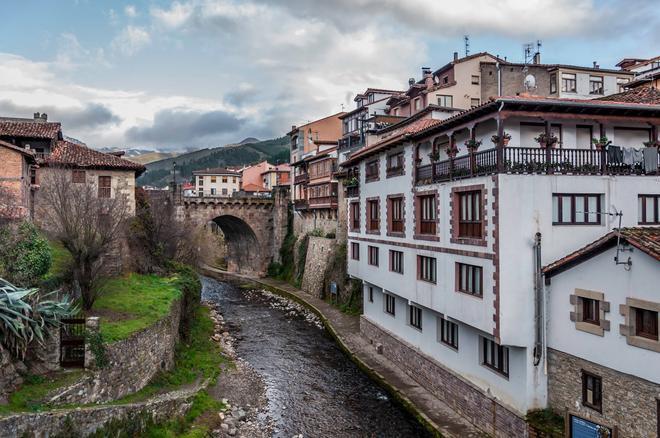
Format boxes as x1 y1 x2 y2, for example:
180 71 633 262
574 206 632 269
523 42 534 65
464 35 470 57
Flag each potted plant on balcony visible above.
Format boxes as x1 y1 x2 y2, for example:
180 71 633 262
491 132 511 146
592 136 612 150
428 149 441 162
345 176 359 187
465 138 483 152
643 140 660 148
535 132 558 148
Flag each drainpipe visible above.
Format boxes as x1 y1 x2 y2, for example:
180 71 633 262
496 61 502 96
533 232 543 366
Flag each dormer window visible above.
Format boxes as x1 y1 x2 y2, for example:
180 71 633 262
368 94 374 103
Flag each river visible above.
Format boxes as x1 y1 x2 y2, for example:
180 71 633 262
201 276 432 438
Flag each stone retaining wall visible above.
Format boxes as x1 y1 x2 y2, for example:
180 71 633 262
0 382 202 438
47 298 182 404
360 316 528 438
301 236 336 298
548 348 659 437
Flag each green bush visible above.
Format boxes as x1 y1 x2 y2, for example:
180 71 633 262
0 222 52 287
169 263 202 340
325 231 336 239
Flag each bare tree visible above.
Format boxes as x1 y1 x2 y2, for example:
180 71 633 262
38 168 129 309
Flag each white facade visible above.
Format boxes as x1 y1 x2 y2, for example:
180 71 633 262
346 110 660 417
194 172 241 197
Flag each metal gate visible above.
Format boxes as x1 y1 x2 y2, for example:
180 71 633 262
60 318 86 367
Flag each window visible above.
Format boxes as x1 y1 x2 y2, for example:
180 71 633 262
233 177 237 183
442 75 449 84
561 73 577 92
350 202 360 231
368 286 374 302
409 304 422 330
368 245 379 266
589 76 604 95
414 98 421 111
471 75 480 85
456 263 483 297
550 73 557 93
198 177 204 186
222 176 228 183
386 152 404 176
98 176 111 198
634 307 659 341
581 371 602 412
438 317 458 349
582 298 600 325
482 337 509 377
389 250 403 274
368 93 375 103
385 293 396 316
351 242 359 260
418 255 436 283
365 160 379 181
617 77 629 93
367 199 380 233
437 95 453 107
393 108 399 116
389 197 404 234
198 190 204 197
638 194 659 224
211 188 217 195
552 194 602 225
458 191 483 238
417 194 436 235
72 170 86 183
211 176 217 183
470 98 480 108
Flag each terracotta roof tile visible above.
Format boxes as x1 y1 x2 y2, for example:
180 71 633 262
241 183 269 192
0 120 62 140
595 87 660 105
0 139 36 161
543 227 660 276
46 140 145 174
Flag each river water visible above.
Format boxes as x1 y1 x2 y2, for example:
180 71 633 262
201 276 431 438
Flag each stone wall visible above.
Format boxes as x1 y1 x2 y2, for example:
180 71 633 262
360 316 528 438
0 346 22 405
0 382 201 438
301 236 336 298
293 209 337 236
46 298 182 405
547 348 659 437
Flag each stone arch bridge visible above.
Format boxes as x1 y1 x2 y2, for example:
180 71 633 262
174 188 289 275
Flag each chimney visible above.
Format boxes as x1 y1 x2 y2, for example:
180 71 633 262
422 67 433 89
41 113 47 122
291 125 297 132
533 53 541 64
593 61 599 69
33 112 40 121
408 77 416 87
453 52 459 61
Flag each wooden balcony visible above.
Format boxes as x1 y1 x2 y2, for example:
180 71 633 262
294 173 309 184
294 198 309 209
308 196 338 209
345 185 359 198
416 146 660 184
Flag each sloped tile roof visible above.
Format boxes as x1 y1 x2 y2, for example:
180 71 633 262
45 140 145 174
543 227 660 277
0 139 36 161
0 120 62 140
241 183 269 192
595 87 660 104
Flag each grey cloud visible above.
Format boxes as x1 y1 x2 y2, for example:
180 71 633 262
126 108 244 145
0 100 120 130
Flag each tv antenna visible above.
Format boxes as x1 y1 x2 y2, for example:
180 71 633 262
575 207 632 269
464 35 470 57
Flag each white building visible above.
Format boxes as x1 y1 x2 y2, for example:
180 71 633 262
543 227 660 437
342 96 660 436
192 167 241 197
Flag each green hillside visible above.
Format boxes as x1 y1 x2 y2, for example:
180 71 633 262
137 136 290 187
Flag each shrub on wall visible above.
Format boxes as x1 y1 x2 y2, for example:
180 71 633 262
0 222 52 287
169 263 202 340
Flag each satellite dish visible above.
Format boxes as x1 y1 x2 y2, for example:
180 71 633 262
524 74 536 90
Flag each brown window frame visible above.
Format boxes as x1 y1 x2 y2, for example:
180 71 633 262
458 190 483 238
635 307 659 341
639 194 660 225
552 193 602 225
365 159 379 182
386 152 405 177
417 255 437 284
367 199 380 233
417 194 437 235
439 317 458 350
456 263 483 297
582 297 600 325
72 170 86 184
589 75 604 95
482 337 509 377
368 245 379 267
388 196 404 234
409 304 422 330
350 242 359 261
384 293 396 316
550 73 557 94
581 370 602 412
98 176 111 198
350 201 360 231
561 73 577 93
389 250 404 274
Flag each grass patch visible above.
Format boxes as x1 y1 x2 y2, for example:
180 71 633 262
92 273 181 342
114 305 227 404
141 390 224 437
0 371 84 415
526 409 564 437
45 240 72 280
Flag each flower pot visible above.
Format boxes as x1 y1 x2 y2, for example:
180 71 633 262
503 138 510 147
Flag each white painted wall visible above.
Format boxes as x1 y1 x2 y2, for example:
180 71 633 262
546 247 660 383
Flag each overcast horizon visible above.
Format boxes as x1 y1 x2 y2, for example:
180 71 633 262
1 0 659 151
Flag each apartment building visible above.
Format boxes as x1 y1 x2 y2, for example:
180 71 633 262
0 113 62 158
261 163 290 190
342 96 660 436
617 55 660 90
544 227 660 437
0 140 36 220
192 167 241 197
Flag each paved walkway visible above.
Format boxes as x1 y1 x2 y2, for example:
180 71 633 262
201 266 484 438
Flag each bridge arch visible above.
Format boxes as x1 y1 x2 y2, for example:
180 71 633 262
211 214 262 273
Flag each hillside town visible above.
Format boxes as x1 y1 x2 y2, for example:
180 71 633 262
1 6 659 437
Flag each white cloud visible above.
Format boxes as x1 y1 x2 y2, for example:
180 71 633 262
124 5 137 17
111 26 151 56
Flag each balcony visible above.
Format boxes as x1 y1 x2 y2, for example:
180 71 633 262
294 173 309 184
308 196 338 209
416 146 660 184
346 185 359 198
294 198 309 210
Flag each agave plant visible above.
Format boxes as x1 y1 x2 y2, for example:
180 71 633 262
0 278 77 360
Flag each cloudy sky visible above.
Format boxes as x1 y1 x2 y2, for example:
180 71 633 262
1 0 658 151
